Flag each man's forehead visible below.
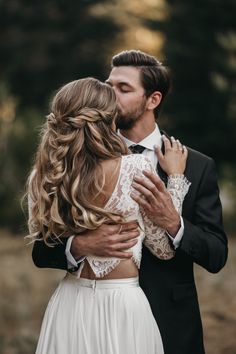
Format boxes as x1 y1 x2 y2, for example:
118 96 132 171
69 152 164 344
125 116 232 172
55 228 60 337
107 66 141 85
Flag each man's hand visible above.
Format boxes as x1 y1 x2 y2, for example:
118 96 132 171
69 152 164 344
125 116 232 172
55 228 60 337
71 221 140 260
131 171 181 237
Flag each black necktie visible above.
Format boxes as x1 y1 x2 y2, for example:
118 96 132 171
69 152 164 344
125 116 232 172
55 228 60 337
129 144 146 154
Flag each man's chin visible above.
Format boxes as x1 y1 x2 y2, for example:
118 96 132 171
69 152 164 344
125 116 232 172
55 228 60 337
116 116 136 130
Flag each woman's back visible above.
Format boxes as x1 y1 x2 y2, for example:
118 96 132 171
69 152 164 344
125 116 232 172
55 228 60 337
81 155 141 280
80 154 159 280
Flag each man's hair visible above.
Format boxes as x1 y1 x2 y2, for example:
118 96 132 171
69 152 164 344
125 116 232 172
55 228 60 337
112 50 171 118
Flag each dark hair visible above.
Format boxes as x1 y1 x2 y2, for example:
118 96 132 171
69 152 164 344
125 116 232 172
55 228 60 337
112 50 171 118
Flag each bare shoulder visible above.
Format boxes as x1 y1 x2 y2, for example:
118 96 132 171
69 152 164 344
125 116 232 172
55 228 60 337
93 157 122 207
100 156 122 176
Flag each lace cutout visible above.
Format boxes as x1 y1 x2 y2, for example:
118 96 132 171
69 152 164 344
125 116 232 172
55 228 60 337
81 155 191 277
86 257 121 278
86 155 142 278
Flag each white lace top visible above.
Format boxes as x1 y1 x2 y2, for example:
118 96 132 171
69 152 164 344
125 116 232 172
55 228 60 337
77 154 191 278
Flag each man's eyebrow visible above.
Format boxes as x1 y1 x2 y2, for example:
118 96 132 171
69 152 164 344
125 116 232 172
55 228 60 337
105 79 134 88
119 82 133 88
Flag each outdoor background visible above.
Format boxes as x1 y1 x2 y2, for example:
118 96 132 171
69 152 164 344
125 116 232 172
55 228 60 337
0 0 236 353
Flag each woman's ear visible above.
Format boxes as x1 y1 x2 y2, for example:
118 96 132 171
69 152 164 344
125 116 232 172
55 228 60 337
146 91 162 111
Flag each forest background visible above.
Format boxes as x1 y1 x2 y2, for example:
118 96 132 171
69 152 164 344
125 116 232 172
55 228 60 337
0 1 236 353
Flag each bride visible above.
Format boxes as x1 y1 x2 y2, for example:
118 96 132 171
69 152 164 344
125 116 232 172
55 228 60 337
26 77 190 354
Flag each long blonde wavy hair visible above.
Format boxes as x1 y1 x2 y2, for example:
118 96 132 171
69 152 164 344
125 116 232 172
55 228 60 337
26 78 129 245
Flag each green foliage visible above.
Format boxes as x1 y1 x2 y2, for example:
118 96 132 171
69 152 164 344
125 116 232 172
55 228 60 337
0 105 43 231
1 0 236 230
0 0 119 107
159 0 236 168
0 0 120 231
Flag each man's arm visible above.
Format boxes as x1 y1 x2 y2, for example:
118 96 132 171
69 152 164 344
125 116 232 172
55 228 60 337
32 221 140 269
32 238 68 270
131 158 228 274
179 158 227 273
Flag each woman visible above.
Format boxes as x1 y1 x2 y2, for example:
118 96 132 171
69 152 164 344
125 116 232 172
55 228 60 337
27 78 190 354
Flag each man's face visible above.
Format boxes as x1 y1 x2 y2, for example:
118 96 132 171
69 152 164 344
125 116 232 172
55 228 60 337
106 66 147 130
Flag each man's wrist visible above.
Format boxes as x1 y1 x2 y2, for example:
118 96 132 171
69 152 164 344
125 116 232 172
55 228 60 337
166 216 181 237
65 236 80 269
71 235 86 260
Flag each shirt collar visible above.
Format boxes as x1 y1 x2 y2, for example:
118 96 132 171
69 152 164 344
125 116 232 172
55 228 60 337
118 124 162 150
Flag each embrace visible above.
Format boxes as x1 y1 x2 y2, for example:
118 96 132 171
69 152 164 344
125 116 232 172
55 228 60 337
26 50 227 354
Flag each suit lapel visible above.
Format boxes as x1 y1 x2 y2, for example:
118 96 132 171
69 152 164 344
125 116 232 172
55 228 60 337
156 130 169 186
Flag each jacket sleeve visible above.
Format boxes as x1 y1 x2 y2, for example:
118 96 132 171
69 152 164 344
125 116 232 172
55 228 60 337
32 238 69 270
179 158 228 273
28 191 70 270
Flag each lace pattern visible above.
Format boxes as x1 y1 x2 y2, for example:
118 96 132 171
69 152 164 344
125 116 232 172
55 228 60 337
86 155 143 278
79 155 190 277
167 174 191 214
86 257 121 278
143 170 191 259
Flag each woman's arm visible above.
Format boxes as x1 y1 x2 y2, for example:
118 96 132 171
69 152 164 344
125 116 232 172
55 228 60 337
179 157 228 273
132 137 190 260
141 169 190 259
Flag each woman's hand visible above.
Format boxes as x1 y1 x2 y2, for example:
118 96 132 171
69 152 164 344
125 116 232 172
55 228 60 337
155 135 188 176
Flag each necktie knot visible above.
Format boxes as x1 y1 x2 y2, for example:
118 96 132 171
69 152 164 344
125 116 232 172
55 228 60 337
129 144 146 154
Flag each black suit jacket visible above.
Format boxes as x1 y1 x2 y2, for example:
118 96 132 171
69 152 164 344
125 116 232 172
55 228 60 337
140 146 227 354
32 146 228 354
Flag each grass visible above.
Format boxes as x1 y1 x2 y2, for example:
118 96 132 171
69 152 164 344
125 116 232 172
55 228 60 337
0 231 235 354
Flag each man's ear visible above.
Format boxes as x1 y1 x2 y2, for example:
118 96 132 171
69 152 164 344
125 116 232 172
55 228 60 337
146 91 162 111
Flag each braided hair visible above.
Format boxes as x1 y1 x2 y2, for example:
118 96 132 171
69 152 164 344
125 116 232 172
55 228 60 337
27 78 129 245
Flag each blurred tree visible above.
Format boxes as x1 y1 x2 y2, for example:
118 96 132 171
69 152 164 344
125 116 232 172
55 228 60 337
0 0 121 231
0 0 120 108
150 0 236 170
1 0 236 231
0 104 42 230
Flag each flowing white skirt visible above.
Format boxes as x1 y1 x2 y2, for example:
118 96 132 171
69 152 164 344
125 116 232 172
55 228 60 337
35 274 164 354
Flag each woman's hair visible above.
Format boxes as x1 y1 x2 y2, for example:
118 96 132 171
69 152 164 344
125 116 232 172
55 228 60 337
26 77 129 245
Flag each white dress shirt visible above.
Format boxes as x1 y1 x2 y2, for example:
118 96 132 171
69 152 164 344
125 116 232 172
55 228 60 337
120 124 162 168
66 124 184 268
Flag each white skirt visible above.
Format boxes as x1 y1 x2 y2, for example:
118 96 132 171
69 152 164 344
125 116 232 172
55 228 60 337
35 274 164 354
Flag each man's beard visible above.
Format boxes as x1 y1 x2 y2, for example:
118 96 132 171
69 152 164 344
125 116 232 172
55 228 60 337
116 99 147 130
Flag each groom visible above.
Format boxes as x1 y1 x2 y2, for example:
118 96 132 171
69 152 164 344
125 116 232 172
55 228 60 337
32 50 227 354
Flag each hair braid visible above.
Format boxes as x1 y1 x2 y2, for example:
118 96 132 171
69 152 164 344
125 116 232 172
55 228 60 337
26 78 129 245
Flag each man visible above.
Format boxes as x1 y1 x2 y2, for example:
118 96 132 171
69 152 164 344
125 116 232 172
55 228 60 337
32 50 227 354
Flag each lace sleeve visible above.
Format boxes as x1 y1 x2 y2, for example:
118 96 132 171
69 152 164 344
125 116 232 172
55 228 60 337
167 174 191 214
142 213 175 260
138 157 191 260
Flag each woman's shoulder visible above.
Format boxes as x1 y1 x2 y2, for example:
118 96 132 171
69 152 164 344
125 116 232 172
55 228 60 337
128 153 152 165
123 154 153 174
124 153 151 163
100 157 122 175
101 154 153 175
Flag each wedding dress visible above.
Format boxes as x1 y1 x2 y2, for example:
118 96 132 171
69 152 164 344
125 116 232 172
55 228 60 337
34 154 190 354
